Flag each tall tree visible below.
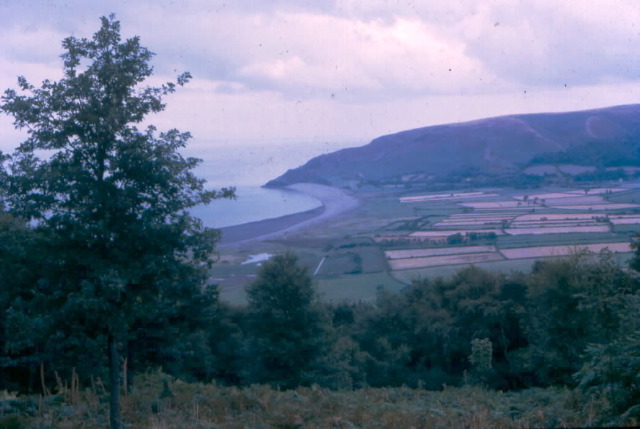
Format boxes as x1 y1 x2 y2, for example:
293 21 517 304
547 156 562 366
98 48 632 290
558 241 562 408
245 252 329 388
0 15 233 429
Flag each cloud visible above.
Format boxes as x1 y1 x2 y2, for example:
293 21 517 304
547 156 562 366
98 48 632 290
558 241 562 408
1 0 639 155
236 13 500 96
130 7 506 100
455 1 640 87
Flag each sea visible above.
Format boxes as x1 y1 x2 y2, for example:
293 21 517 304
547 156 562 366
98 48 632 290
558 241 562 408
188 141 354 228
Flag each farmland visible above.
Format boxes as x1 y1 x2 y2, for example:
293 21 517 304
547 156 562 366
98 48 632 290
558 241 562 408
212 182 640 303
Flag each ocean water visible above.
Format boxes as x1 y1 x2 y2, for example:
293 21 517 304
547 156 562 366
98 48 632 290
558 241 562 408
190 186 321 228
187 141 353 228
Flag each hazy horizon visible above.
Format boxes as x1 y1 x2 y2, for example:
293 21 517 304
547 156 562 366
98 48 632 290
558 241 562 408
2 1 639 158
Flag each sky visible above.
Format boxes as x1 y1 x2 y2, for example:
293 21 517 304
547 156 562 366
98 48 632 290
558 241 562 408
1 0 639 179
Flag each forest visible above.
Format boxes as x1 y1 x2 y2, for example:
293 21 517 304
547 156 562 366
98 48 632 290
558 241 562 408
2 15 640 428
2 242 640 427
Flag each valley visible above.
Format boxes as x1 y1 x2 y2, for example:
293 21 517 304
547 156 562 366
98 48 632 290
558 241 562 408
211 180 640 304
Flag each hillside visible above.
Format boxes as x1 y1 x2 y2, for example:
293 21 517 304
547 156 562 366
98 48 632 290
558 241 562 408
265 104 640 189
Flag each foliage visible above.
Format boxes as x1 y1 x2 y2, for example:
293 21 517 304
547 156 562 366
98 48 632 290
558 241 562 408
529 137 640 168
469 338 493 370
7 373 616 428
245 252 330 388
522 249 638 386
0 15 233 428
574 294 640 423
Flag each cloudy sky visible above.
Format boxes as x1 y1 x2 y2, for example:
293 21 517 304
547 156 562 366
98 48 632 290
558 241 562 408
1 0 639 167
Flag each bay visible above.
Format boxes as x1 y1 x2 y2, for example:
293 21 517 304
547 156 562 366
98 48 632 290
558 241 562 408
187 141 353 228
190 185 322 229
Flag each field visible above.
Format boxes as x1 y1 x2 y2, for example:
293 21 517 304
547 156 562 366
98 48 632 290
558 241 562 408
505 225 610 235
212 182 640 303
385 245 497 259
388 252 504 270
399 191 498 203
410 229 504 237
500 242 632 259
607 214 640 224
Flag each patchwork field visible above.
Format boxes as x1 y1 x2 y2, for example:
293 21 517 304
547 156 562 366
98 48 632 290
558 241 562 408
383 186 638 272
214 182 640 303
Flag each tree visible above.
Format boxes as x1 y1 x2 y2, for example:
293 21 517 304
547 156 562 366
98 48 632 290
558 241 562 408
0 15 233 428
524 249 637 386
245 252 329 388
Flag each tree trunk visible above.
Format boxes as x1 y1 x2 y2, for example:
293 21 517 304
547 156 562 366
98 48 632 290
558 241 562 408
126 339 135 393
108 334 122 429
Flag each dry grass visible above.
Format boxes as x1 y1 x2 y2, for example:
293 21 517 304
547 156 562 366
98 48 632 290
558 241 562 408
504 225 610 235
500 242 632 259
5 374 615 429
388 252 504 270
399 192 496 203
385 245 497 260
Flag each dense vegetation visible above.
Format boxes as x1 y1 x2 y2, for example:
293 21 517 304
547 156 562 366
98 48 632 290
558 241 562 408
2 246 640 427
529 138 640 168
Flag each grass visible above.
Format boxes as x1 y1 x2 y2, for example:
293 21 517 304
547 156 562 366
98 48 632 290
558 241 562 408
391 258 541 283
388 252 504 270
316 272 407 302
6 373 624 428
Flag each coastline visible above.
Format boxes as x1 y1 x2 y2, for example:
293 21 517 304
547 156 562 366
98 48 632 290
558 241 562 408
219 183 359 246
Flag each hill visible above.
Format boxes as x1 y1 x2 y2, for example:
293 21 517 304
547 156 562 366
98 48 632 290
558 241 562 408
265 104 640 189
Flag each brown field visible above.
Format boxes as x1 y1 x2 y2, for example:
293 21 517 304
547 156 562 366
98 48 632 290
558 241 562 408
555 203 640 210
434 220 504 227
510 220 601 228
399 192 496 203
460 201 525 209
388 252 504 270
385 245 497 260
514 213 600 221
542 196 606 206
609 215 640 224
410 229 505 237
433 213 517 228
505 225 610 235
444 215 515 221
500 242 632 259
514 192 578 200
